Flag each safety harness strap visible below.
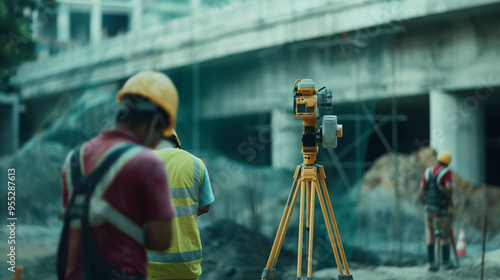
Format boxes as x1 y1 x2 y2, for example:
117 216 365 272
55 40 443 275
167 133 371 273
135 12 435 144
425 166 450 210
429 167 448 192
57 143 140 280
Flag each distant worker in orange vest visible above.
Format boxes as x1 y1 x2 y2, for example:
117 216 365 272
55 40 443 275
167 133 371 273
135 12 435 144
417 150 454 271
147 130 214 280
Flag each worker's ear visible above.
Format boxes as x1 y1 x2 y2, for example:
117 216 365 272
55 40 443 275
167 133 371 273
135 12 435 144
151 113 165 132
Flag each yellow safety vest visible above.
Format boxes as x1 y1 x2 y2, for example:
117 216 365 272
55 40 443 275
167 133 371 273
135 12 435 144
147 148 204 280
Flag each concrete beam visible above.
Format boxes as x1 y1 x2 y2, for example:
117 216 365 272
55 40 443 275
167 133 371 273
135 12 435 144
59 0 134 13
16 0 500 98
144 1 192 14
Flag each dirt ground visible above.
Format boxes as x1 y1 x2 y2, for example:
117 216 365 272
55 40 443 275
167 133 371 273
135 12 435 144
1 221 499 280
200 220 500 280
315 249 500 280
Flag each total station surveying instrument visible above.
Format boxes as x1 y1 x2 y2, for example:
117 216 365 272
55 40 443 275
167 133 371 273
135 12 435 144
260 79 354 280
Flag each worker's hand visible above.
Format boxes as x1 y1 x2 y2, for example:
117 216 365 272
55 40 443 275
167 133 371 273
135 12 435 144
198 204 210 216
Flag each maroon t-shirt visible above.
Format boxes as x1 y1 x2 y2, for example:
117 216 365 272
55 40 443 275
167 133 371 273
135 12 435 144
61 129 176 279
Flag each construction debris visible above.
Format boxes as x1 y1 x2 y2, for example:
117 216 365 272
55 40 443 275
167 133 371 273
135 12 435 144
314 249 500 280
360 146 500 234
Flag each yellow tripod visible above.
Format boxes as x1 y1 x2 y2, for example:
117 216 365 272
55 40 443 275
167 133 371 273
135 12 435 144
260 164 353 280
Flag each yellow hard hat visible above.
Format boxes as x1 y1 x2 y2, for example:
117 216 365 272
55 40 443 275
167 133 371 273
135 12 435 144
116 71 178 136
437 151 451 165
168 129 181 148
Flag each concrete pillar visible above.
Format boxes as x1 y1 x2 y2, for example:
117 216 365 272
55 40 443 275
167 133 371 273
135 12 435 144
130 0 142 33
271 109 302 170
90 0 102 44
430 89 485 185
0 94 19 156
57 3 70 43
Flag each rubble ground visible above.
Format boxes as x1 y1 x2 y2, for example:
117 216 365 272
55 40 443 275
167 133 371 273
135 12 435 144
315 249 500 280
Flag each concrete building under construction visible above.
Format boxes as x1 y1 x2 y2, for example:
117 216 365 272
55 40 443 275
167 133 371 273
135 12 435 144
3 1 500 280
3 0 500 189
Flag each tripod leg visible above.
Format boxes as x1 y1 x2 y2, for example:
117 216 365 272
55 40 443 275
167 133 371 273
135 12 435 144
304 181 310 274
304 181 311 276
320 176 351 276
307 180 316 277
261 167 301 280
306 181 311 229
274 177 301 269
297 180 305 277
315 179 344 276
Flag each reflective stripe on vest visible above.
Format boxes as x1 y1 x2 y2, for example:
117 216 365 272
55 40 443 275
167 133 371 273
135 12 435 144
64 143 146 245
170 186 199 199
148 249 203 263
174 205 199 217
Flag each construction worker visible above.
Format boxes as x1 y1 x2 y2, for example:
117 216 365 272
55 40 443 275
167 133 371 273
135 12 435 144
57 71 179 280
417 150 454 271
147 130 215 280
